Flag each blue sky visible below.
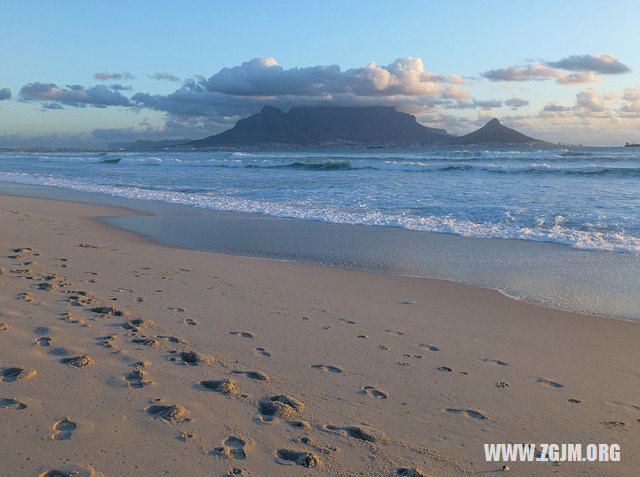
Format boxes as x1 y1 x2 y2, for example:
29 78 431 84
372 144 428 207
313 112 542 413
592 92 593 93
1 0 639 146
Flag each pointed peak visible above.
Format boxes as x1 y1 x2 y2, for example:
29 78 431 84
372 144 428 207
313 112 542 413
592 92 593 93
486 118 502 126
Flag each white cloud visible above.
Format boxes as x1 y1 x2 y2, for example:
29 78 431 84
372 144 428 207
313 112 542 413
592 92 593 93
575 87 607 112
555 72 601 85
94 72 134 81
150 72 180 82
504 96 529 110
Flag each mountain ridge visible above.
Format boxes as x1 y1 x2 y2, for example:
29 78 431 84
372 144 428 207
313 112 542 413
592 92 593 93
115 107 553 148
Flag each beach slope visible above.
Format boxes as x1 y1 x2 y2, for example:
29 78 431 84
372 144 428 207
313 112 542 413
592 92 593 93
1 194 638 476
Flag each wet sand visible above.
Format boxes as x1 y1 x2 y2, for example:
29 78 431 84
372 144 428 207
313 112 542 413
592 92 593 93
1 194 639 476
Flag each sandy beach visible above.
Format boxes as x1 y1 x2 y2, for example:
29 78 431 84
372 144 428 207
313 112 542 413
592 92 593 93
1 193 639 477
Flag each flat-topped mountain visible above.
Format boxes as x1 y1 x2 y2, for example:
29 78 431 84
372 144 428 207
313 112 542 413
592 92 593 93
185 106 451 147
454 118 550 146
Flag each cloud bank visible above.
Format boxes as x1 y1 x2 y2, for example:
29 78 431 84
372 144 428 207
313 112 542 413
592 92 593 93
540 87 621 118
20 82 131 108
545 54 630 74
128 57 476 130
483 54 630 85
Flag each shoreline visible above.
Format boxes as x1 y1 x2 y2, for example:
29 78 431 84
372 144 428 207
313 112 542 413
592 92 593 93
1 193 639 476
0 189 615 323
1 180 639 321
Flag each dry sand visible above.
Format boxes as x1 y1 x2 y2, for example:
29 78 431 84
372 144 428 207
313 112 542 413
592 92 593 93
0 194 638 477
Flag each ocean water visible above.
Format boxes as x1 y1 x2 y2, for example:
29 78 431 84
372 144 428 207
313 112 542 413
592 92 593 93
1 147 639 254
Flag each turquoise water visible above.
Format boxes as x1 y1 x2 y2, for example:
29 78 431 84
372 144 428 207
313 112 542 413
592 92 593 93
1 147 639 253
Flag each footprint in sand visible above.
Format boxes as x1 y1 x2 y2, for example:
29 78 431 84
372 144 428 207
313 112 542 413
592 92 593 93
232 370 270 381
200 379 238 395
605 400 640 412
145 403 188 422
603 420 626 429
164 306 185 312
419 344 440 351
275 449 321 468
89 306 125 317
158 335 184 344
122 318 154 332
228 331 255 339
0 398 27 410
12 247 35 254
258 395 304 420
384 329 405 336
309 364 343 373
446 408 487 420
482 358 508 366
131 337 159 348
339 318 356 325
213 436 252 460
17 292 35 302
37 465 98 477
60 356 93 368
436 366 468 375
359 386 388 399
0 367 37 382
59 312 86 326
536 378 563 388
182 318 198 326
177 431 197 443
290 420 310 429
396 467 428 477
176 351 209 366
125 369 153 388
324 424 386 442
96 335 118 349
77 243 101 249
51 418 77 441
253 347 271 358
11 269 33 277
36 282 58 291
35 337 53 347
